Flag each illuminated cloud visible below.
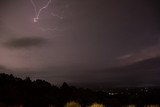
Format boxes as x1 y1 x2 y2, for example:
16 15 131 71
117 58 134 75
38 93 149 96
117 44 160 65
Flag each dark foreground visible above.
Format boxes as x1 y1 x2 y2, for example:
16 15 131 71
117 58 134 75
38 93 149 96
0 73 160 107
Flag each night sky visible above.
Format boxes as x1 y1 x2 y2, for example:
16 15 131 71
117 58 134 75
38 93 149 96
0 0 160 87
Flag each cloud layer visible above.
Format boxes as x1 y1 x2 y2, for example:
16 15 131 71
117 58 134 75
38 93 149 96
4 37 46 49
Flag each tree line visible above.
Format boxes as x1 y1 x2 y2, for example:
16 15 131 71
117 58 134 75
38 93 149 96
0 73 160 107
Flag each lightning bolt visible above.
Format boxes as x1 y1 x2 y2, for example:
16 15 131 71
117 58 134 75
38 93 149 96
30 0 64 33
51 12 63 19
30 0 51 23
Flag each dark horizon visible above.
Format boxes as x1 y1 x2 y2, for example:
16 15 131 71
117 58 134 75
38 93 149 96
1 72 160 107
2 56 160 88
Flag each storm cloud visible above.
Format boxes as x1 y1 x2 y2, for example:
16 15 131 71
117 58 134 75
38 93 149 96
4 37 46 49
0 0 160 87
